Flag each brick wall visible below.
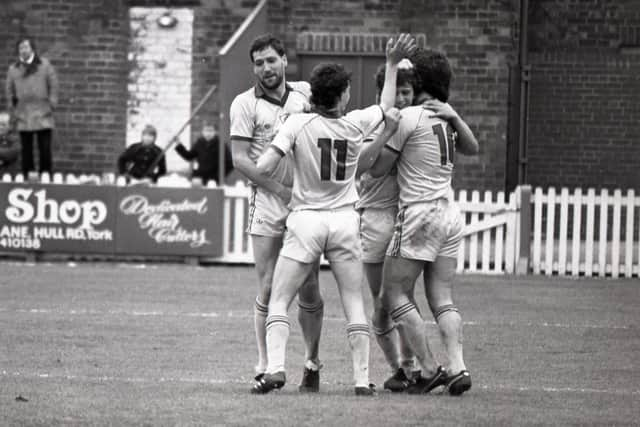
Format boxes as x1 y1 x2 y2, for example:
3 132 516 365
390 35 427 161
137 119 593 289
527 0 640 190
269 0 517 191
0 0 130 174
2 0 635 191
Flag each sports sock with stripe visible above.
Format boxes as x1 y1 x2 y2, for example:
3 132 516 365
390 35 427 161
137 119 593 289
347 323 371 387
390 302 439 377
372 322 401 372
298 299 324 365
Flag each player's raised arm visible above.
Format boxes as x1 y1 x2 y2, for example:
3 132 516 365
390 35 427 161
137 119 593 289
379 34 416 112
423 99 479 155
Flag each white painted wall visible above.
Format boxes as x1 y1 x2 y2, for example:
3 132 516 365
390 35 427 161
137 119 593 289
127 7 193 173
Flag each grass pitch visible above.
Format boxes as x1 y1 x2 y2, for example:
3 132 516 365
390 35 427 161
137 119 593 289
1 261 639 426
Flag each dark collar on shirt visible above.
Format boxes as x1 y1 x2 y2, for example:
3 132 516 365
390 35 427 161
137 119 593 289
310 104 342 119
254 83 293 107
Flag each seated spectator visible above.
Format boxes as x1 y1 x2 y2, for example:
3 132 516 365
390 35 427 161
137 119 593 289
174 122 233 185
0 111 19 170
117 124 166 182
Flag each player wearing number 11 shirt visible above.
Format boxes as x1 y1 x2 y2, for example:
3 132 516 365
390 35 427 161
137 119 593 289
252 34 416 395
370 49 479 396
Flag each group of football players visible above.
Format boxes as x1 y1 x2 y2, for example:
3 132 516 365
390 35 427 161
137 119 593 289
229 32 478 396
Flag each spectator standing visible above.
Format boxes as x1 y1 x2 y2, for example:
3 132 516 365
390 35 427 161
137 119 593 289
5 37 58 176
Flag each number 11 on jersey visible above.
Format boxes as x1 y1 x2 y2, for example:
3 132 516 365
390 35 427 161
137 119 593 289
432 123 455 167
317 138 347 181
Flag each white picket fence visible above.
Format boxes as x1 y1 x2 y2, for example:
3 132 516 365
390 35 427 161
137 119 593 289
455 188 520 274
217 181 523 274
218 182 640 278
531 187 640 278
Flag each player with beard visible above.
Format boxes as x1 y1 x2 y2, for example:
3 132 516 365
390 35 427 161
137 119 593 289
229 34 324 393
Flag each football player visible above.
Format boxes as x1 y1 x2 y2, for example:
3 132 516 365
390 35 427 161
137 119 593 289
370 49 479 395
229 34 324 392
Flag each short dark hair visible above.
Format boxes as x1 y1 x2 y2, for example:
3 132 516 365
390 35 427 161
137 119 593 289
249 34 285 62
410 49 452 102
16 37 37 54
374 65 419 94
309 63 352 110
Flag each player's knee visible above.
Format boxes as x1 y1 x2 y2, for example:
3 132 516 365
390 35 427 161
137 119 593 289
432 304 460 322
298 281 321 305
257 286 272 305
389 301 419 325
371 306 394 336
298 298 324 315
380 285 405 313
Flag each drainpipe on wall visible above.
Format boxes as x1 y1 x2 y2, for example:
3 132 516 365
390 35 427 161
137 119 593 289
517 0 531 186
505 0 531 194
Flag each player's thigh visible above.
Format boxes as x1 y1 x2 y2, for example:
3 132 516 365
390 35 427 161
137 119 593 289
330 259 367 324
298 259 322 304
247 187 289 237
438 201 465 260
360 207 397 264
270 256 315 313
381 255 423 307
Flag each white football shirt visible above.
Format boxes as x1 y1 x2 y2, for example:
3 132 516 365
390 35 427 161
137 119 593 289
229 81 310 185
385 105 457 206
270 105 384 210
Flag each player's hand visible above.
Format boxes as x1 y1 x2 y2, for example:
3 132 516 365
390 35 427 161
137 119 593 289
423 100 460 121
386 33 417 64
383 107 401 134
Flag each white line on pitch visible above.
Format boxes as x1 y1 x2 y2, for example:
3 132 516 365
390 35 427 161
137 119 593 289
0 307 634 330
480 384 640 396
2 371 638 396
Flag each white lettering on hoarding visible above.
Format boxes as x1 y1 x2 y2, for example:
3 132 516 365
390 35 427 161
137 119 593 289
5 188 107 229
119 194 211 248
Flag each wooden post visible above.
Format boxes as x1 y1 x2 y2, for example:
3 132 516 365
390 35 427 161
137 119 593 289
516 185 532 274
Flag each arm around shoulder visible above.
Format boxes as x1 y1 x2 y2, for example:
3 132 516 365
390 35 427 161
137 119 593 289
451 116 479 155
